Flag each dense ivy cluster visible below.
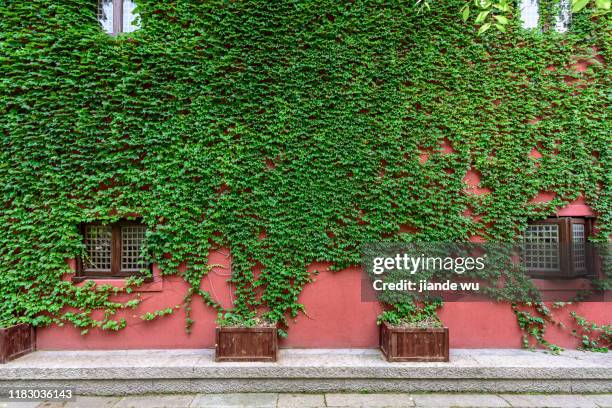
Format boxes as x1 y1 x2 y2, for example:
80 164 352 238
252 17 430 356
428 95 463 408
0 1 609 338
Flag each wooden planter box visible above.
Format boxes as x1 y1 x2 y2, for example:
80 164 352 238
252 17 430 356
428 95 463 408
380 322 449 362
215 326 277 362
0 323 35 364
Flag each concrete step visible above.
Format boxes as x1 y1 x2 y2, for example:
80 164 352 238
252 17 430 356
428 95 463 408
7 393 612 408
1 349 610 395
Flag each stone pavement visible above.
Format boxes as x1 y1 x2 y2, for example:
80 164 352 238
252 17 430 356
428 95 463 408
1 392 612 408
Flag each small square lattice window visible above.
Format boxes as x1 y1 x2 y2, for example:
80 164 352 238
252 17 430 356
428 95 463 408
523 217 594 278
524 224 560 271
121 225 146 272
78 220 148 279
84 226 112 272
572 223 586 272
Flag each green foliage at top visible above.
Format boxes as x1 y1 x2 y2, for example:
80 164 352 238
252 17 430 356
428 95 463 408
0 0 609 333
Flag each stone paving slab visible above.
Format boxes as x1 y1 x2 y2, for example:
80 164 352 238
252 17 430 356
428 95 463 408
583 394 612 408
37 396 121 407
325 393 416 407
1 402 40 408
276 394 325 408
411 394 510 407
190 393 277 407
500 394 601 408
114 394 195 408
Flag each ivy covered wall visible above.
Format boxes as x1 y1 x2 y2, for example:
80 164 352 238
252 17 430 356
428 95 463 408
0 0 609 335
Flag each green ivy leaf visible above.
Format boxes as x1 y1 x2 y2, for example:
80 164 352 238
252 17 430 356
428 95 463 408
477 22 492 34
572 0 590 12
493 15 508 24
462 5 471 22
475 10 490 24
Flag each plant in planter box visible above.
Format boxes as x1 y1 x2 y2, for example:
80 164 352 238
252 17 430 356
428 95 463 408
0 318 35 364
378 301 449 362
215 312 278 362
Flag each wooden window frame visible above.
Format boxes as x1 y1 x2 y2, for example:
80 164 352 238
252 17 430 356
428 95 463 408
525 217 596 279
112 0 124 36
99 0 136 36
75 219 151 282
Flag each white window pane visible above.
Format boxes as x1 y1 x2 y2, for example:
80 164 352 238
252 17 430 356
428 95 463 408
123 0 140 33
121 225 146 271
519 0 539 29
524 224 559 271
555 0 571 33
84 226 112 272
572 223 586 271
98 0 114 34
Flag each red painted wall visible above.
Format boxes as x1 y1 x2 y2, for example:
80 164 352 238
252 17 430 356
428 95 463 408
37 198 610 350
36 266 610 350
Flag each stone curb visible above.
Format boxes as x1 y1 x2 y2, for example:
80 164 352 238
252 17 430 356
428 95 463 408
1 349 610 395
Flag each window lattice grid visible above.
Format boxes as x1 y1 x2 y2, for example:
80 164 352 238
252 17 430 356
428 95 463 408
121 225 146 271
554 0 572 33
97 0 114 34
84 226 112 272
572 223 586 271
524 224 560 271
